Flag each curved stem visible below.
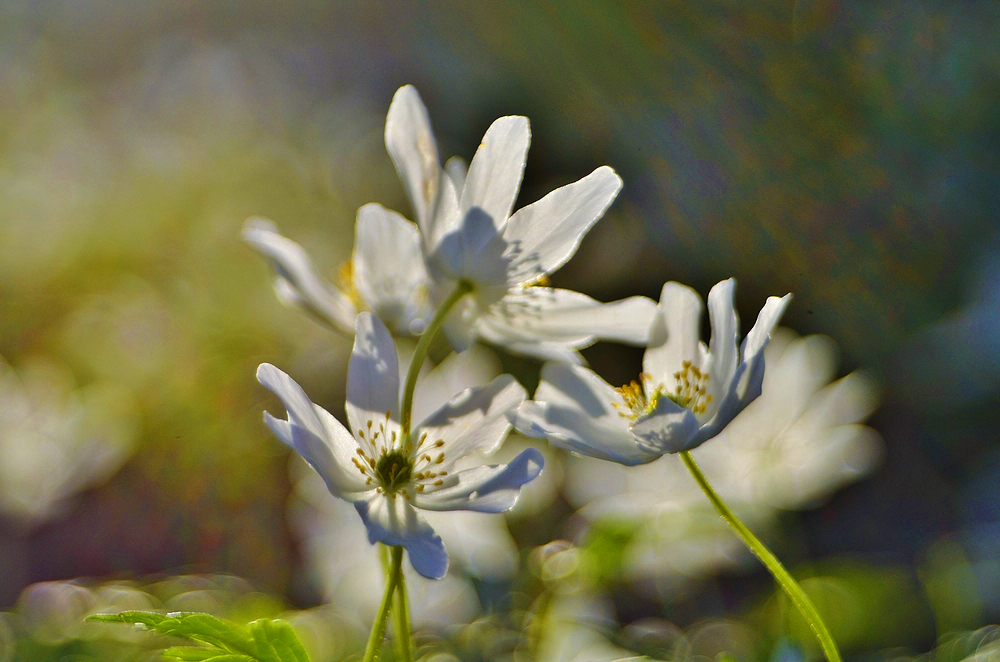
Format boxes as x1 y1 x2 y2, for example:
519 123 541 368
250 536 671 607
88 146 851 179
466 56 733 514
392 569 413 662
680 451 842 662
399 280 474 436
362 545 404 662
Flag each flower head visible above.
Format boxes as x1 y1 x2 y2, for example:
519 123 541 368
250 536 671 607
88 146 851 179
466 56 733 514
242 201 433 336
257 312 542 579
384 85 656 362
514 279 791 463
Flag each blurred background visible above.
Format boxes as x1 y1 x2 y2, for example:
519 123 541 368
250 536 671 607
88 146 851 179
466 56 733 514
0 1 999 659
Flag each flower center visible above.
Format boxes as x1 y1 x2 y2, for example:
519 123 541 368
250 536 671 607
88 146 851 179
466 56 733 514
351 416 451 499
668 360 711 416
613 373 661 421
375 451 413 493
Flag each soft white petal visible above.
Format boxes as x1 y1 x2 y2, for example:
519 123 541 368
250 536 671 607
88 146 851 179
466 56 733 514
346 313 401 438
414 375 526 464
643 282 704 390
241 217 357 334
411 345 502 425
502 166 623 284
352 204 432 335
534 362 622 427
630 397 702 454
476 288 657 348
257 364 367 494
354 494 448 579
384 85 441 237
415 448 543 512
731 293 793 406
431 207 509 285
704 278 740 419
484 339 586 365
460 115 530 228
444 156 468 194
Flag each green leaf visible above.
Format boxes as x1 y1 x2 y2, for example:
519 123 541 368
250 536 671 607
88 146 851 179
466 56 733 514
162 648 254 662
89 611 310 662
247 619 310 662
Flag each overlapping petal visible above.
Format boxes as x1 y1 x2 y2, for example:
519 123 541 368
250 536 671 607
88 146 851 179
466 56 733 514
385 84 441 238
346 313 401 437
257 364 370 496
241 218 357 334
415 448 544 513
352 203 432 335
460 116 530 229
501 166 622 285
355 495 449 580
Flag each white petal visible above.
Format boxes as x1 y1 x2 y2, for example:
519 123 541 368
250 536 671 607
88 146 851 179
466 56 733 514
415 448 543 512
346 313 401 439
414 375 526 464
731 293 793 406
431 207 509 285
534 363 622 426
477 288 656 349
643 282 704 388
384 85 441 237
704 279 740 418
352 204 432 335
461 115 530 228
515 401 660 466
502 166 622 284
484 339 586 365
354 495 449 579
444 156 468 193
257 364 367 494
241 218 357 333
411 345 502 429
630 397 701 454
422 510 518 580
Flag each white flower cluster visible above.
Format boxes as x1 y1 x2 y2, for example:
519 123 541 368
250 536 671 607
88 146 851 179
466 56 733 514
246 85 795 582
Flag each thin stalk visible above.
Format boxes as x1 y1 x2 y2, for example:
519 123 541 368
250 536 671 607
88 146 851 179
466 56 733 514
362 545 404 662
399 280 473 435
680 451 842 662
392 569 413 662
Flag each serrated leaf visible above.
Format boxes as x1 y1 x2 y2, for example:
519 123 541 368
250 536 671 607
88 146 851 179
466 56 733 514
247 618 310 662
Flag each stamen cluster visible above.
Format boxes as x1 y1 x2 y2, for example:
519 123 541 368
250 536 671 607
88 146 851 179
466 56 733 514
350 412 449 499
668 360 711 417
614 373 661 421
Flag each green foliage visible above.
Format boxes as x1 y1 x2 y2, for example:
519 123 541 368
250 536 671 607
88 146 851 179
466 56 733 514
87 611 309 662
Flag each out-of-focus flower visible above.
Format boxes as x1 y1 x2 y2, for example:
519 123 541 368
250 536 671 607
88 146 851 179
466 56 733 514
515 279 790 463
384 85 656 363
563 328 882 590
289 344 522 627
242 205 433 336
0 357 137 525
257 313 542 579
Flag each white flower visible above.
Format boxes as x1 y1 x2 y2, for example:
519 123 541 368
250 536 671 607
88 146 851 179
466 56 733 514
257 312 543 579
514 279 791 462
241 202 433 336
384 85 656 362
563 328 882 590
288 345 522 626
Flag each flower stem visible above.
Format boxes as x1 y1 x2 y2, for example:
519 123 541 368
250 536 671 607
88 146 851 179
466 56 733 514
392 569 413 662
399 280 474 436
362 545 404 662
680 451 842 662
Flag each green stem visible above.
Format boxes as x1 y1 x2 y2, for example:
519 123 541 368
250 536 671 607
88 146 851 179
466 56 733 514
399 280 473 436
680 451 842 662
362 545 404 662
392 568 413 662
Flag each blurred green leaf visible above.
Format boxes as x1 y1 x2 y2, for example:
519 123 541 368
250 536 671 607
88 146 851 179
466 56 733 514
86 611 309 662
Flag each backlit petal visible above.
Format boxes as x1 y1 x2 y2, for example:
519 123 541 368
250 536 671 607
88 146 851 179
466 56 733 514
355 495 449 579
415 448 543 512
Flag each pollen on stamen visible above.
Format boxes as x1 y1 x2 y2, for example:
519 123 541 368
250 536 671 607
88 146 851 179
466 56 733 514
612 373 660 421
669 361 712 416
